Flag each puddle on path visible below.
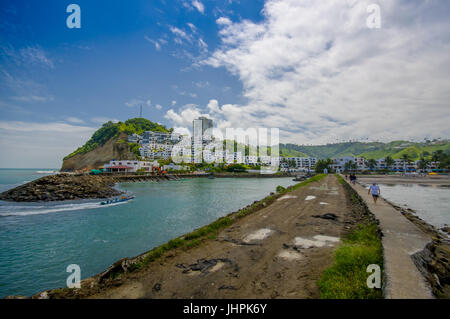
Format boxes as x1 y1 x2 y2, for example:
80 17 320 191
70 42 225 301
293 235 340 249
277 250 303 261
243 228 273 243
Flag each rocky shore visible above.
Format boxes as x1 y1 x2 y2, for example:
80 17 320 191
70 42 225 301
0 172 292 202
0 174 122 202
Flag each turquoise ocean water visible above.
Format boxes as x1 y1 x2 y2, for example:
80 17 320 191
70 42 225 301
0 169 296 297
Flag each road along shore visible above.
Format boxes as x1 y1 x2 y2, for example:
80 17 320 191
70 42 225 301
27 174 381 299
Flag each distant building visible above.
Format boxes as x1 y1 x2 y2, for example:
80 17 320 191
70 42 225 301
193 117 213 142
104 160 156 173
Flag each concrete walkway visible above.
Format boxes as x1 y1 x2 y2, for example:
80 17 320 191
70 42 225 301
346 178 434 299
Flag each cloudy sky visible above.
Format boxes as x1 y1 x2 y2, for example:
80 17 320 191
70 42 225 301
0 0 449 168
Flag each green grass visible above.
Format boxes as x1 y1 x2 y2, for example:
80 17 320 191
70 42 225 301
318 223 383 299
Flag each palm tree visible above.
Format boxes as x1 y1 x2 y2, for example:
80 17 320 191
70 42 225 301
385 156 395 170
418 157 430 172
401 153 411 172
368 159 377 170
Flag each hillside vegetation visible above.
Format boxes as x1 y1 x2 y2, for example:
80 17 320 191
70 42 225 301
64 118 170 160
280 140 450 160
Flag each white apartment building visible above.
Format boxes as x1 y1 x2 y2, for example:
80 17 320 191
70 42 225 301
283 157 317 169
104 160 157 173
332 157 367 171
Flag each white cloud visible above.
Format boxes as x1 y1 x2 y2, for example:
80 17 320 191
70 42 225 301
0 121 96 168
144 35 161 50
187 23 197 32
90 117 120 124
0 121 94 133
164 104 211 129
169 26 192 44
19 46 54 69
202 0 450 144
1 43 54 69
173 126 191 136
207 99 220 113
125 98 151 107
193 81 210 88
155 104 163 110
216 17 232 26
11 95 54 102
191 0 205 14
65 117 85 124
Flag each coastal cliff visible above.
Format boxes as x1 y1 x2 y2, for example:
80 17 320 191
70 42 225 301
61 132 138 172
60 118 170 172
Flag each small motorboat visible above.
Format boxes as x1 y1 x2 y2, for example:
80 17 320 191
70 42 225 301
293 175 306 182
101 195 135 205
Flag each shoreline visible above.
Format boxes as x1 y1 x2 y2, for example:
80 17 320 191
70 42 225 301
356 174 450 186
20 174 380 299
5 174 447 299
21 174 332 299
0 172 294 203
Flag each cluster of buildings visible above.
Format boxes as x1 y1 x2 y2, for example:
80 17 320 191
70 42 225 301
126 117 282 166
330 156 442 172
102 118 444 173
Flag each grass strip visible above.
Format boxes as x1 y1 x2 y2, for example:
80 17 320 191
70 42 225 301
318 175 383 299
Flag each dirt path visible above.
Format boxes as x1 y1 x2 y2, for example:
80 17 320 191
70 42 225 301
83 175 365 299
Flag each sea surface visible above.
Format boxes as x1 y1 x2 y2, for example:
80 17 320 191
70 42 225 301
0 169 296 298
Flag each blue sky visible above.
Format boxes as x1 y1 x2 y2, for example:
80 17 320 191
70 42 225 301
1 0 450 168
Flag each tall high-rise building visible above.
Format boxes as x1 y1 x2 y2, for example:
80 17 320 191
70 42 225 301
192 117 213 141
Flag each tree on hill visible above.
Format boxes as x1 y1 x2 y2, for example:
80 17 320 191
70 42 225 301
401 153 411 163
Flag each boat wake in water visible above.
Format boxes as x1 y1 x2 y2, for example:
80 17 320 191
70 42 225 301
0 200 129 217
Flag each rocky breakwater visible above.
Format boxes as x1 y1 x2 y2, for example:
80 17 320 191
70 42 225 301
0 174 121 202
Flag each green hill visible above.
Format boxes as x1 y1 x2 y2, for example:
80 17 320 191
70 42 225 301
64 118 170 160
280 140 450 160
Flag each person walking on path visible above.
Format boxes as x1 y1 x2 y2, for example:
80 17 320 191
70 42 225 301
368 182 381 204
350 173 357 185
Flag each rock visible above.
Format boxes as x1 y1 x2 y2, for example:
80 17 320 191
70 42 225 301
38 291 49 299
0 174 122 202
152 283 161 292
218 285 237 290
312 213 338 221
